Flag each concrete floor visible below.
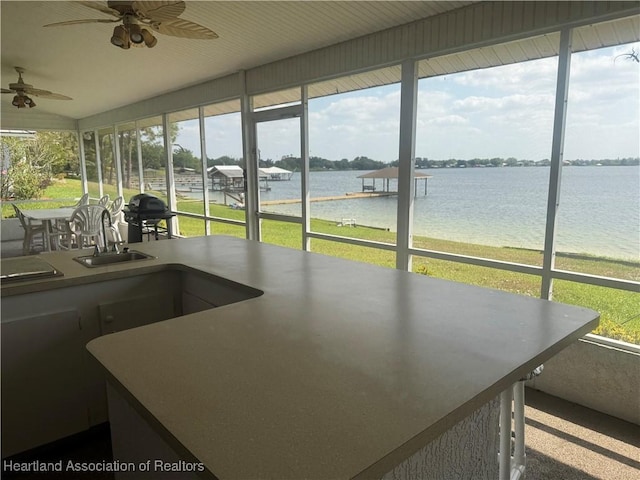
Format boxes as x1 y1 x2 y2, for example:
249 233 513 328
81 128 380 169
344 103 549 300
524 388 640 480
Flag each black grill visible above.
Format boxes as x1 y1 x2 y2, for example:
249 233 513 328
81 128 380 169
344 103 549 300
127 193 167 213
124 194 174 243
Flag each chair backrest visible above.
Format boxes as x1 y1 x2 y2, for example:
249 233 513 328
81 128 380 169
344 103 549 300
98 194 110 207
109 196 124 217
78 193 90 206
12 204 27 230
70 205 108 237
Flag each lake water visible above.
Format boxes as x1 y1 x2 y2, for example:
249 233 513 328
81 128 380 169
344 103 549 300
198 166 639 260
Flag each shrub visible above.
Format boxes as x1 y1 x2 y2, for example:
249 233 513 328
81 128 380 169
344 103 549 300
3 159 48 200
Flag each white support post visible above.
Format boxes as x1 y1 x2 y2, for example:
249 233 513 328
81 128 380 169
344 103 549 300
396 59 418 271
198 106 211 236
541 27 573 300
135 120 144 193
498 382 527 480
301 85 311 251
112 124 123 198
94 130 103 198
240 71 260 241
163 114 178 236
77 131 88 195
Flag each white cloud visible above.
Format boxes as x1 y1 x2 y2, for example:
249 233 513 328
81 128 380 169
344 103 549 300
174 42 639 163
308 87 401 160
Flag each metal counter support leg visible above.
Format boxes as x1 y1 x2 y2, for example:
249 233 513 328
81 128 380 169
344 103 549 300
499 382 527 480
499 387 513 480
513 382 527 470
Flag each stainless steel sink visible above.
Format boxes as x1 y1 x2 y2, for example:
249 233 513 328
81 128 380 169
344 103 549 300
74 250 155 268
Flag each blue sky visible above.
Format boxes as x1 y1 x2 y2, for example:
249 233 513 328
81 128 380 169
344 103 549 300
175 42 640 163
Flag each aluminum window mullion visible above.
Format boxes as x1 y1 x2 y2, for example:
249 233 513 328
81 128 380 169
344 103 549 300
251 104 301 122
198 106 211 236
241 71 260 241
550 268 639 293
408 247 543 276
541 27 573 300
135 120 144 193
163 113 178 235
258 212 303 224
112 124 123 198
396 59 419 271
94 130 103 198
301 85 311 251
307 230 397 252
77 131 88 195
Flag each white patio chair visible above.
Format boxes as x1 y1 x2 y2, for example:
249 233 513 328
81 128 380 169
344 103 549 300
66 205 109 250
98 194 110 207
12 204 46 255
62 192 89 208
108 196 124 220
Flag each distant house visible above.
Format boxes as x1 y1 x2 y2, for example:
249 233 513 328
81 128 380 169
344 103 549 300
357 167 432 195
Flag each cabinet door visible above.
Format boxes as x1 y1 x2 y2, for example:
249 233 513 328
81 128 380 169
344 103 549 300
1 309 88 457
99 292 178 334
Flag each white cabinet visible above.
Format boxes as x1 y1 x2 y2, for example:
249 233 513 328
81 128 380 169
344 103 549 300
1 271 180 457
1 268 261 457
1 309 88 457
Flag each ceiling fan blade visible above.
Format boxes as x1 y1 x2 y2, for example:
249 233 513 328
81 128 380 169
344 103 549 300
78 1 123 17
1 88 15 94
44 18 119 27
150 18 218 39
23 87 72 100
134 1 185 20
37 93 74 101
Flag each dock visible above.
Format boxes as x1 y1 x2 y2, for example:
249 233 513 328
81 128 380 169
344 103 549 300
261 191 395 205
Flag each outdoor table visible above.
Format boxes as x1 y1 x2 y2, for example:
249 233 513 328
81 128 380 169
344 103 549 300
20 207 76 252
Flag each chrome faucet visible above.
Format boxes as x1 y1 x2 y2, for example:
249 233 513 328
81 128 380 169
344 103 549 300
95 208 113 256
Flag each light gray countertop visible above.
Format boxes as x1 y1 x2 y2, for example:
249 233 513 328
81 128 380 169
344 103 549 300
1 236 599 479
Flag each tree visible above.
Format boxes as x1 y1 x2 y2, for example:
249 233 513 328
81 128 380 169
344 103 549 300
118 129 138 189
275 156 301 172
141 142 165 170
350 156 386 170
209 155 242 167
173 148 201 173
0 131 79 200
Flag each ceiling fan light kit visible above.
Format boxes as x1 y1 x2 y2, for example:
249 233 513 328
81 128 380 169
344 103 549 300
110 24 130 48
110 22 157 49
128 23 143 43
12 95 36 109
140 28 157 48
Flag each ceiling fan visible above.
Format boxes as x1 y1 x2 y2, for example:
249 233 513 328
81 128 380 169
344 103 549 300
1 67 72 109
44 1 218 49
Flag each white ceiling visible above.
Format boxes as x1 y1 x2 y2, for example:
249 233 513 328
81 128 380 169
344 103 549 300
0 1 472 120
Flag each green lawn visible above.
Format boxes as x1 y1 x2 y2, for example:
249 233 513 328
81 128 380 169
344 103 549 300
4 178 638 344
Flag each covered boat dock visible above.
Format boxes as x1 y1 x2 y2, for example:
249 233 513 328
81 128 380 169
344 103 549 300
358 167 432 195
